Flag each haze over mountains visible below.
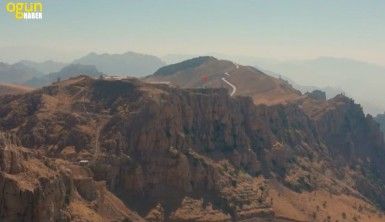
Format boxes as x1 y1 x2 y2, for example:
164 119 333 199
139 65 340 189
73 51 166 77
0 50 384 116
163 54 385 115
0 62 44 84
26 64 103 87
18 60 67 74
3 52 383 149
254 57 385 115
0 51 383 116
0 51 166 86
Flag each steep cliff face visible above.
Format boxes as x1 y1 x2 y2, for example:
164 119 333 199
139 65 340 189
301 95 385 208
0 130 144 222
0 76 384 221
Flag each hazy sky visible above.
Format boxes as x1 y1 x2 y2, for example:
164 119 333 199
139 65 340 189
1 0 385 64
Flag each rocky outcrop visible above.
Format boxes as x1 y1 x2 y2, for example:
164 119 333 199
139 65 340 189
0 132 72 221
302 95 385 207
0 131 144 222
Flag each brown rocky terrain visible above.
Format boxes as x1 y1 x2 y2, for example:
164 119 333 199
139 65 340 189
0 131 144 221
144 57 302 105
0 69 384 221
0 83 33 95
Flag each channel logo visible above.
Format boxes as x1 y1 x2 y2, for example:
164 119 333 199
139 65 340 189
6 2 43 20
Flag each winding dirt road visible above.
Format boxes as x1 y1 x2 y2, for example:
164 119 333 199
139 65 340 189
221 77 237 96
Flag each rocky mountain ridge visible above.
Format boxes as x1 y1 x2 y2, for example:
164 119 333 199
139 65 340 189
145 57 302 105
0 75 384 221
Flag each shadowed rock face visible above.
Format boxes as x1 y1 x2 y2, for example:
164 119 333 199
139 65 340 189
375 113 385 140
0 76 385 221
0 131 144 222
305 90 326 101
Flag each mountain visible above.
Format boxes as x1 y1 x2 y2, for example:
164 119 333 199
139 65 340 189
1 74 385 221
73 51 166 77
17 60 67 74
25 64 103 87
0 83 33 95
0 62 44 84
145 56 302 105
254 57 385 115
375 113 385 139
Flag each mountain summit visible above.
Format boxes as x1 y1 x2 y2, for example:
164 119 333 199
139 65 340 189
153 56 217 76
146 57 302 105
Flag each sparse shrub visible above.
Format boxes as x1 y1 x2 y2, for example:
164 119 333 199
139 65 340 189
322 201 327 208
358 204 363 212
231 179 237 187
223 163 229 172
342 212 346 219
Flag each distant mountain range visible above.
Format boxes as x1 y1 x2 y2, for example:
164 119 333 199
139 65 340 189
0 62 44 84
163 54 385 115
253 57 385 115
73 51 166 76
258 67 345 100
26 64 103 87
1 52 384 115
0 60 67 85
0 51 167 87
17 60 67 74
